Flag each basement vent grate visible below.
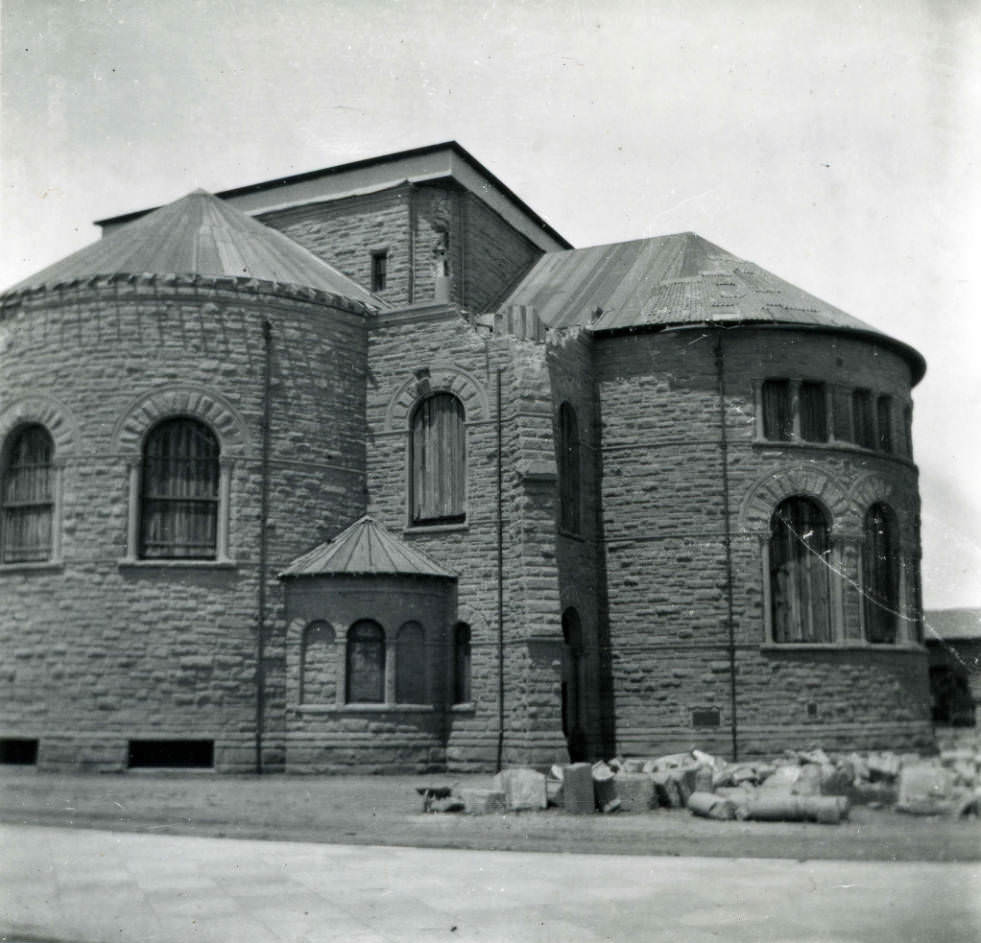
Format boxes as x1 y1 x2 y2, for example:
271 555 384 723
0 738 39 765
127 739 214 769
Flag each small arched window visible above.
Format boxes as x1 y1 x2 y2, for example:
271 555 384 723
300 621 336 705
346 620 386 703
863 503 900 644
558 402 581 533
140 418 219 559
1 424 54 564
396 621 427 704
410 392 465 525
769 497 833 643
452 622 471 705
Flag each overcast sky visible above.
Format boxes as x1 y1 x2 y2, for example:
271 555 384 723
1 0 979 609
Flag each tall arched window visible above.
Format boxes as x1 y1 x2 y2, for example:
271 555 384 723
410 392 465 525
1 424 54 563
452 622 471 705
140 418 219 559
769 497 833 643
396 621 427 704
558 402 581 533
346 620 385 703
300 621 337 704
863 503 900 644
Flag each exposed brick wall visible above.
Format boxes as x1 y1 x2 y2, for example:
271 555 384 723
0 280 368 772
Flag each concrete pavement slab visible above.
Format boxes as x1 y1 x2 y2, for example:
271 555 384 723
0 824 979 942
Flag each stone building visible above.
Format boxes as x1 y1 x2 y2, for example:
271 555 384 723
0 142 931 773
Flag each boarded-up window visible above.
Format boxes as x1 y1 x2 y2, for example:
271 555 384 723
799 382 828 442
770 497 832 643
396 621 427 704
876 396 893 453
301 621 336 704
851 390 875 449
762 380 792 441
452 622 471 704
410 393 465 525
558 402 581 533
1 424 54 563
346 620 385 703
141 418 219 559
863 504 899 644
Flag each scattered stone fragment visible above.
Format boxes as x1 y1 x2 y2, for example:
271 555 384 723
430 796 465 813
736 794 848 824
651 770 683 808
694 765 714 794
600 797 621 814
416 785 454 812
687 791 736 820
614 772 656 812
592 761 618 809
791 764 823 796
546 765 564 807
492 767 548 811
460 788 506 815
563 763 595 814
896 764 956 816
866 752 901 782
621 758 647 773
954 791 981 819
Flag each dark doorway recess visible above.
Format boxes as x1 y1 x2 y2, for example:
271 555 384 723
127 739 214 768
0 738 39 765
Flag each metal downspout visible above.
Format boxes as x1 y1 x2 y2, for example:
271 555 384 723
714 333 739 762
496 367 505 771
256 319 273 774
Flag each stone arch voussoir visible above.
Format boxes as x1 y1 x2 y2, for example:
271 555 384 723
385 363 489 431
848 472 918 541
112 385 250 456
0 395 79 460
740 465 849 533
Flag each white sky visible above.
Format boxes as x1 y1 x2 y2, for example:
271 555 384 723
1 0 979 609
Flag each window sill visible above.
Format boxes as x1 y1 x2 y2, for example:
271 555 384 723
118 558 237 570
752 439 915 465
761 641 925 653
291 703 437 714
403 523 469 536
450 702 475 713
0 560 64 575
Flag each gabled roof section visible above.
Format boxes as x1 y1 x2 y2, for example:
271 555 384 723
501 232 925 382
95 142 572 253
279 515 456 579
6 190 384 307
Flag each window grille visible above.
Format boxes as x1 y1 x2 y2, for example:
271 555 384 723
140 418 219 559
410 393 465 525
1 424 54 563
769 497 832 643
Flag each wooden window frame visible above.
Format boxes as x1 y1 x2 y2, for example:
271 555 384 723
0 424 57 565
371 249 388 293
409 392 466 527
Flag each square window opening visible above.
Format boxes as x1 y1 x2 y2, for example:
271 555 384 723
127 739 214 769
0 737 39 765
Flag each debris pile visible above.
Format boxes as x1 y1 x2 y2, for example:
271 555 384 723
416 743 981 824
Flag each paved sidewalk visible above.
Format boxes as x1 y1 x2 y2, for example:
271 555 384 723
1 824 979 943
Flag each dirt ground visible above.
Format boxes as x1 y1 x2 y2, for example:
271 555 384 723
1 767 979 862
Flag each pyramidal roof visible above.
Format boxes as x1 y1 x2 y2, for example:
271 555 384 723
279 515 456 579
502 233 925 381
5 189 382 307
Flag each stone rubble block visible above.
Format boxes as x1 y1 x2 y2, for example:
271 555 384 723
613 772 656 812
687 791 736 820
563 763 595 814
460 788 507 815
492 767 548 811
896 763 957 816
592 761 618 809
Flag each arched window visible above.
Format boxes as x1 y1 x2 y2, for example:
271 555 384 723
769 497 833 643
140 418 219 559
410 393 465 525
558 402 581 533
1 424 54 563
452 622 471 705
863 503 900 644
346 620 385 703
396 621 427 704
300 621 336 704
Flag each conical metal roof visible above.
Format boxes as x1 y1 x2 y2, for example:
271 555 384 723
502 233 924 381
5 189 382 307
279 515 456 579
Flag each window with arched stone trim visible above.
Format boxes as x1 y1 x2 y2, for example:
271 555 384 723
863 503 900 644
300 621 337 704
410 392 465 525
140 418 220 559
395 621 427 704
558 402 581 534
769 497 833 643
1 425 54 564
346 620 385 703
452 622 471 705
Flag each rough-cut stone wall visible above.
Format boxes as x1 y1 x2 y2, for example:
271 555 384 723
595 325 930 758
0 279 368 772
